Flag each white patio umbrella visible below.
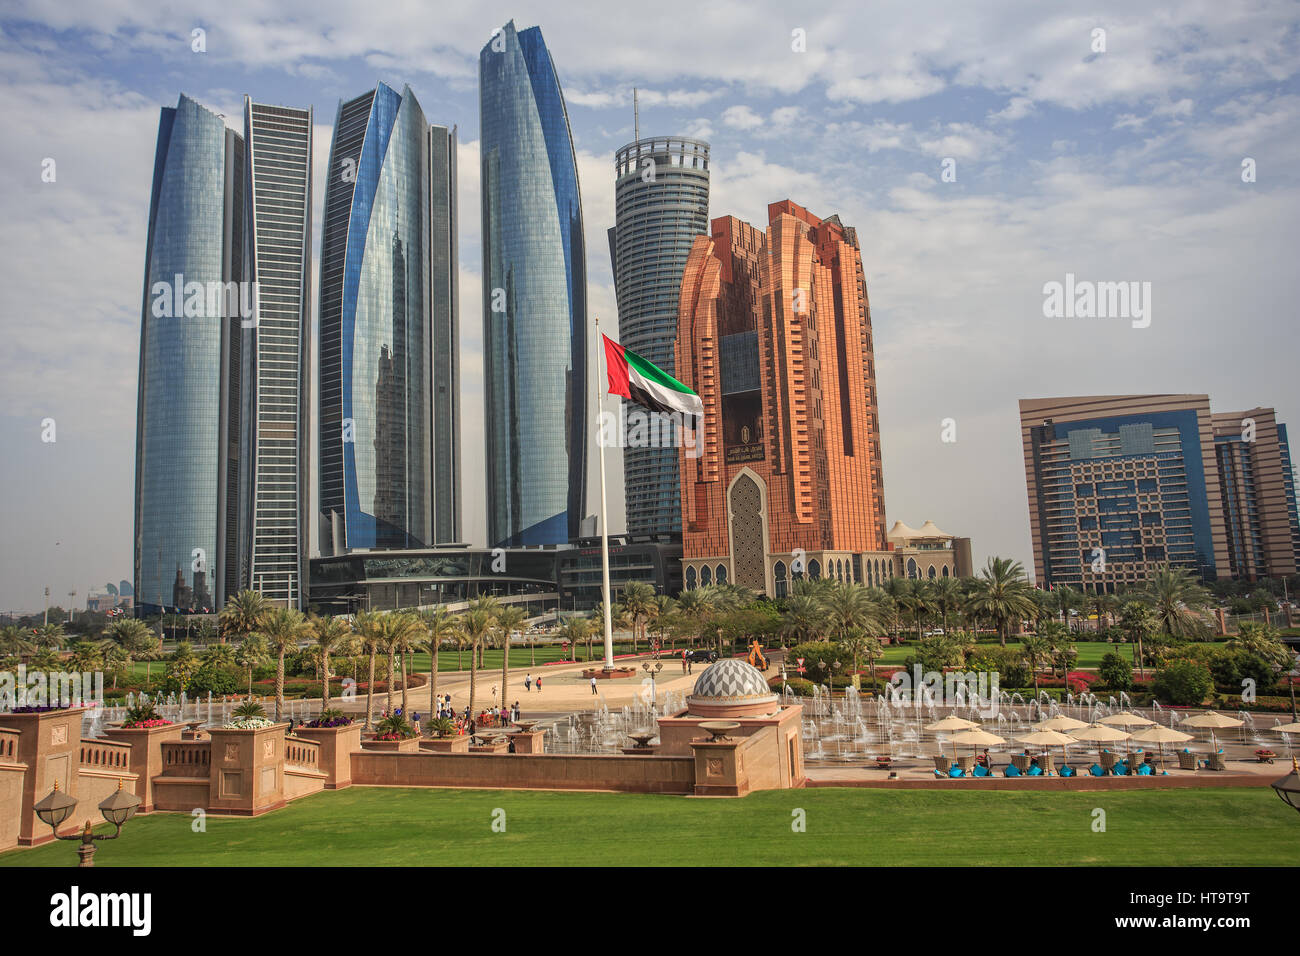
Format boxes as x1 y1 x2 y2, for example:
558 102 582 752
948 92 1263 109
1018 729 1079 773
925 716 979 764
1129 725 1194 772
1034 714 1089 732
1099 711 1156 729
951 728 1006 773
1179 711 1243 752
1070 723 1132 766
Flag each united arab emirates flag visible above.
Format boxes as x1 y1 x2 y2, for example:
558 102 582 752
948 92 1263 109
602 333 703 421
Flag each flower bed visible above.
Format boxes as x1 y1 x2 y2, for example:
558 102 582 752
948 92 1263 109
122 717 173 729
223 716 274 730
307 714 353 728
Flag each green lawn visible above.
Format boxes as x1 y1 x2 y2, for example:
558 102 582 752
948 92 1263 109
2 786 1294 867
873 640 1229 669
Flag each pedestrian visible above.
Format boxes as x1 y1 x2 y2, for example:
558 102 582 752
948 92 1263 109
590 675 598 696
524 673 532 692
536 675 542 693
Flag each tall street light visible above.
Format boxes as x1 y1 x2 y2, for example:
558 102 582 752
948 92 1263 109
33 780 141 867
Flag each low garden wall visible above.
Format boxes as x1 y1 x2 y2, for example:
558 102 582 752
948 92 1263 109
350 750 697 794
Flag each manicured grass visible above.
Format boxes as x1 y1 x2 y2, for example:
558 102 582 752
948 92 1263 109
873 640 1229 669
2 786 1293 867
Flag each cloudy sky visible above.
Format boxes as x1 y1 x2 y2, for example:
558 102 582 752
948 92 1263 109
1 1 1298 612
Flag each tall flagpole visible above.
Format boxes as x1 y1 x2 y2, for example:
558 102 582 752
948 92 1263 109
595 315 615 671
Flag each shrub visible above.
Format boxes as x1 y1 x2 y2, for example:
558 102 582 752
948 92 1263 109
1152 659 1214 706
427 716 456 737
374 713 416 740
122 699 170 729
784 642 849 683
1098 652 1133 691
968 648 1030 689
771 676 814 696
186 662 239 697
307 707 352 728
232 700 267 719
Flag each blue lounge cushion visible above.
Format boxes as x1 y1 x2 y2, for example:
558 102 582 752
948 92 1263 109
1059 765 1075 777
1027 765 1044 776
1089 764 1107 776
1113 763 1130 776
949 765 965 777
1137 764 1153 775
1004 764 1021 777
973 765 991 777
933 769 947 777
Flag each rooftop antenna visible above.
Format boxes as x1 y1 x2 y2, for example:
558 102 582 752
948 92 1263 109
633 87 639 143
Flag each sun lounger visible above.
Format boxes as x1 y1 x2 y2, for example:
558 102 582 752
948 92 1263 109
958 754 976 773
1026 765 1043 776
1099 751 1117 771
1040 753 1056 776
1113 762 1129 776
1011 753 1031 772
973 764 991 777
1136 763 1153 775
1205 752 1226 771
948 765 965 777
1088 763 1107 776
1003 764 1021 777
1059 765 1075 777
1177 751 1198 771
933 754 951 773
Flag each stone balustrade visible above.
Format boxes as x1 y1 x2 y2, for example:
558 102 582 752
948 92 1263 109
79 738 132 771
0 729 19 764
160 740 212 776
284 738 320 771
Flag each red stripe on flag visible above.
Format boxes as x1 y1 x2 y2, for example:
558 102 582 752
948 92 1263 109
603 333 631 400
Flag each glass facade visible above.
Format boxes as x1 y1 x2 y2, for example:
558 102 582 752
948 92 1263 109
134 94 245 615
1028 410 1218 588
319 83 448 554
244 100 312 607
480 21 587 547
609 137 710 536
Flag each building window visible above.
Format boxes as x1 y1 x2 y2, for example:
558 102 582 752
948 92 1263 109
700 565 712 586
808 559 821 580
907 558 918 579
715 564 727 584
927 565 936 579
774 561 787 598
685 566 696 590
942 565 950 577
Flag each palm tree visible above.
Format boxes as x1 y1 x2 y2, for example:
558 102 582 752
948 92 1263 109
260 607 309 722
353 610 384 730
468 595 500 668
839 630 876 689
780 594 824 645
494 605 527 713
823 581 884 643
621 581 656 655
1037 621 1072 678
927 577 964 633
1019 634 1051 696
66 640 103 672
234 634 268 698
1089 589 1119 633
1228 622 1291 672
458 607 496 718
104 617 157 688
309 615 352 706
1053 585 1081 632
393 613 422 716
878 577 912 642
421 607 457 713
1118 601 1156 678
966 557 1036 646
32 622 65 651
0 625 34 661
218 589 269 645
1142 564 1211 640
649 595 677 653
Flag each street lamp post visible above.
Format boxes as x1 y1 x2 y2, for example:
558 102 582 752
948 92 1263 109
33 780 141 867
641 661 663 713
1271 756 1300 815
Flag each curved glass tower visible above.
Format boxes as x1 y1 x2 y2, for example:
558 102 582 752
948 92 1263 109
480 21 588 547
134 94 246 615
609 136 710 536
319 83 440 554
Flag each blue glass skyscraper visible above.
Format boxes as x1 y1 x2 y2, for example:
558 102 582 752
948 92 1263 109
480 21 588 547
319 83 459 556
134 94 247 615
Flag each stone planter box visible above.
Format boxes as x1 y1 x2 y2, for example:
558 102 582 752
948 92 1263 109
102 721 185 812
508 729 546 754
293 722 362 788
0 708 88 845
420 736 471 753
582 667 637 679
469 737 511 754
361 736 422 753
205 722 290 816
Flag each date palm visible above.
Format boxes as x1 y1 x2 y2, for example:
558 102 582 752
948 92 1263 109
218 589 269 645
234 634 268 698
780 594 824 645
33 622 65 650
1118 601 1155 678
824 581 884 643
927 577 964 633
966 557 1036 646
494 605 527 710
1142 565 1211 640
261 607 309 722
309 615 352 706
458 606 495 718
1037 621 1072 678
421 607 457 711
0 625 35 661
353 610 384 730
1019 634 1051 696
621 581 656 655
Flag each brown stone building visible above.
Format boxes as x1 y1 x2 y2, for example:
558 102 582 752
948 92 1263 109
1212 407 1300 580
674 200 888 596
